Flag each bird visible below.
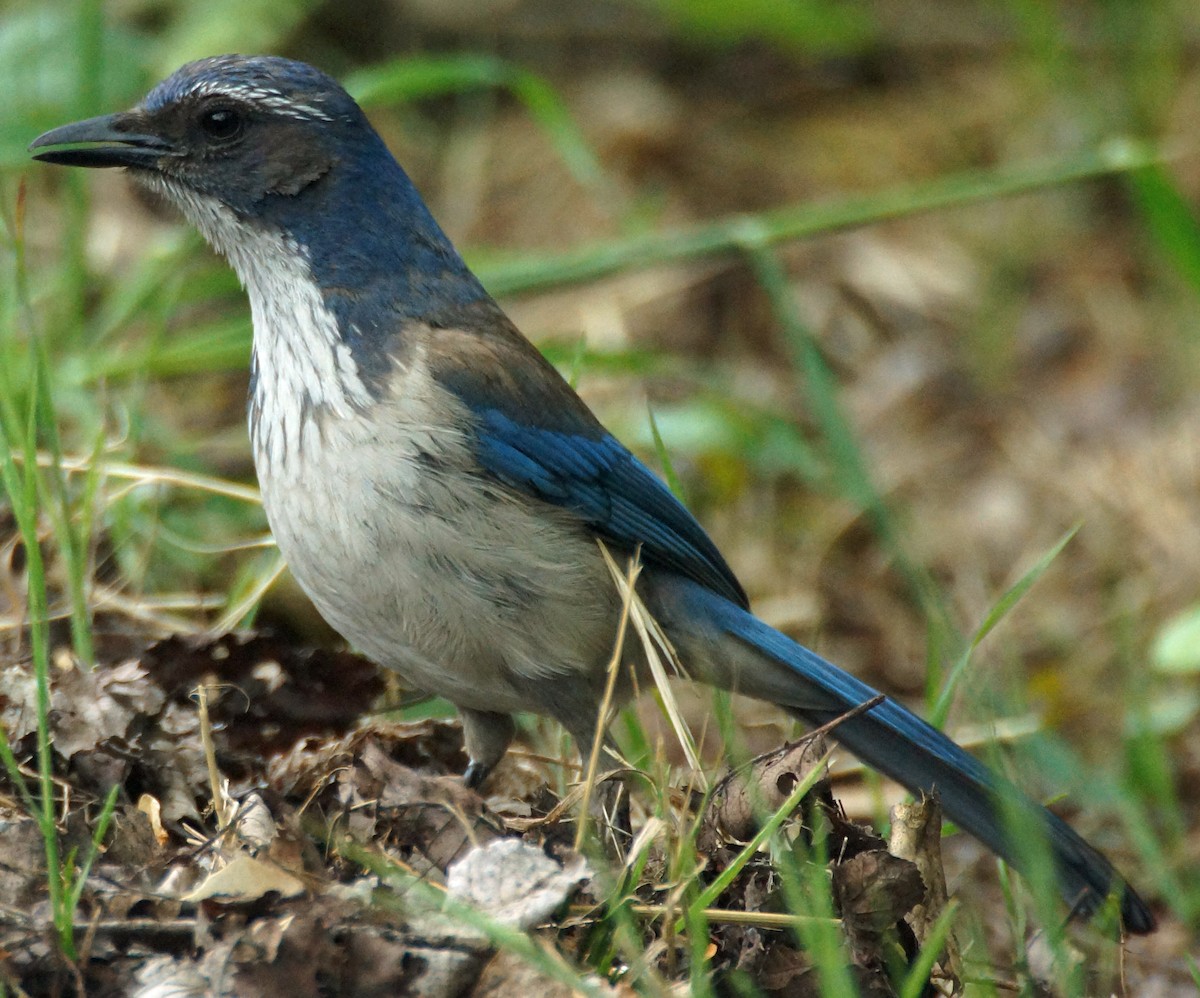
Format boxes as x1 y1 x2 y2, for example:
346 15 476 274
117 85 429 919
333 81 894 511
31 54 1154 934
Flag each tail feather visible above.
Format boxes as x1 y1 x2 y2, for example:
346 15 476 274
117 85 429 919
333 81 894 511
690 584 1155 935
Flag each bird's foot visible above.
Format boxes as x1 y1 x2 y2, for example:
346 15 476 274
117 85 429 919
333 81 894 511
462 759 491 790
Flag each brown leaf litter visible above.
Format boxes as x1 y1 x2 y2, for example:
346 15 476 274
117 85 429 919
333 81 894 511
0 629 999 996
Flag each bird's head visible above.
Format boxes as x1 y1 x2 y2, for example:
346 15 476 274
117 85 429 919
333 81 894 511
30 54 373 222
31 54 486 332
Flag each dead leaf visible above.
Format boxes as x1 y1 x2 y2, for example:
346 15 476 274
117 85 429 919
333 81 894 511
447 838 591 929
138 794 169 847
699 736 832 850
182 852 306 903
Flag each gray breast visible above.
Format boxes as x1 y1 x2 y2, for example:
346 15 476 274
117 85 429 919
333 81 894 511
252 337 621 714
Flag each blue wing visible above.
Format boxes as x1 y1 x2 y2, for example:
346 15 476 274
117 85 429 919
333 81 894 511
424 313 747 607
474 409 748 608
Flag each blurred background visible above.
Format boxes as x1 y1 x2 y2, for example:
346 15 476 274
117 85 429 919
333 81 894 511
2 0 1199 967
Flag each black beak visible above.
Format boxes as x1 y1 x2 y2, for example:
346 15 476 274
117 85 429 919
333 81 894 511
30 112 175 170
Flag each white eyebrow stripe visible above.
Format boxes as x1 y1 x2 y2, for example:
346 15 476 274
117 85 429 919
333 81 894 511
184 79 334 121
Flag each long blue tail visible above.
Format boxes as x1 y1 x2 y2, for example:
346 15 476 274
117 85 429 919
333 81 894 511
680 581 1155 934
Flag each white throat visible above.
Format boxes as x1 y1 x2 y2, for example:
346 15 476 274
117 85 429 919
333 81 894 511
143 176 373 477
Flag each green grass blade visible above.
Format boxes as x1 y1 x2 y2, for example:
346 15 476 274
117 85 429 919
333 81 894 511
930 524 1079 727
898 902 958 998
477 142 1162 298
745 241 960 665
31 329 94 665
336 834 611 996
645 404 685 499
775 830 857 996
0 365 70 957
1126 163 1200 298
1 180 79 957
681 746 833 928
66 783 120 914
87 316 252 380
346 55 604 191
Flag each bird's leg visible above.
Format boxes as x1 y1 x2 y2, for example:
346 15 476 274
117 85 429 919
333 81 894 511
459 708 516 789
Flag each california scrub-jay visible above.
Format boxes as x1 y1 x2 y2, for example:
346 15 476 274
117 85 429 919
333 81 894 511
31 54 1154 933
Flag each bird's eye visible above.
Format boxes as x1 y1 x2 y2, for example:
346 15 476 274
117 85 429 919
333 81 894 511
198 106 244 142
